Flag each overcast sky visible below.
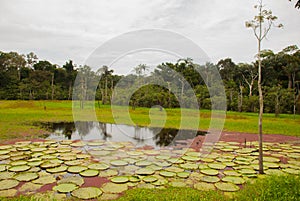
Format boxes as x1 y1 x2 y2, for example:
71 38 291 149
0 0 299 73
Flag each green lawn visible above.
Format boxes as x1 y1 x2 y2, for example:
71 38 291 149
0 100 299 141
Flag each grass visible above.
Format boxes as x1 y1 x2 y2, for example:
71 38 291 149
0 100 300 141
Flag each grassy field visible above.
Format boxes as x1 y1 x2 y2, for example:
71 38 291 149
0 100 300 141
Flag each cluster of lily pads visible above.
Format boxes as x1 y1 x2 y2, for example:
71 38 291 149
0 139 299 200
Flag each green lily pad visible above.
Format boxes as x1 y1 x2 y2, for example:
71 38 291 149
19 182 42 192
282 168 300 174
165 166 184 173
110 160 128 166
181 155 199 162
223 170 241 177
143 176 158 183
153 178 168 186
222 176 245 184
101 182 128 194
46 165 68 173
194 182 215 191
208 163 226 170
0 172 15 180
88 163 110 170
169 181 187 187
111 176 129 183
215 182 240 192
159 171 176 177
0 164 9 172
9 165 31 172
177 172 190 178
179 163 198 170
200 169 219 176
264 162 280 169
135 168 155 175
137 183 155 189
53 183 78 193
67 166 88 173
32 175 56 185
80 169 99 177
265 169 285 175
57 176 84 186
72 187 102 199
264 156 280 163
70 141 86 147
0 179 19 190
129 176 141 183
40 162 61 169
14 172 39 182
0 150 10 155
64 160 83 166
135 160 152 166
99 169 119 177
0 189 17 197
239 169 256 175
200 176 220 183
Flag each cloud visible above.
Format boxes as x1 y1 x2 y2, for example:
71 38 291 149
0 0 299 68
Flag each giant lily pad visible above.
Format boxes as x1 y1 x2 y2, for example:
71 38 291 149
110 160 128 166
135 168 155 175
208 163 226 170
8 165 31 172
200 169 219 176
0 179 19 190
200 176 220 183
194 182 215 191
159 171 176 177
101 182 128 194
222 176 245 184
143 176 158 183
99 169 119 177
14 172 39 182
32 175 56 185
46 166 68 173
0 189 17 197
179 163 198 170
19 182 42 193
79 169 99 177
53 183 78 193
72 187 102 199
88 163 110 170
177 172 190 178
215 182 240 192
57 176 84 186
111 176 129 183
67 166 88 173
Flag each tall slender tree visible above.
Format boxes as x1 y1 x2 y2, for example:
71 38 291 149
246 0 283 174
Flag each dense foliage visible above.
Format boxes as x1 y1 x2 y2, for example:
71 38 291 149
0 45 299 115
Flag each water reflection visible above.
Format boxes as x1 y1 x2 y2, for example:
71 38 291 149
43 121 206 148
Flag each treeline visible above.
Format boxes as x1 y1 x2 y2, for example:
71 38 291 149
0 45 299 115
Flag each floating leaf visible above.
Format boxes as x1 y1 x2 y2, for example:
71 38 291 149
80 169 99 177
101 182 128 194
223 170 241 177
159 171 176 177
110 160 128 166
64 160 83 166
88 163 110 170
169 181 187 187
135 160 152 167
0 179 19 190
222 176 245 184
32 175 56 185
143 176 158 183
200 169 219 176
208 163 226 170
177 172 190 178
135 168 155 175
53 183 78 193
179 163 198 170
47 165 68 173
14 172 39 182
194 182 215 191
19 182 42 193
215 182 239 192
239 169 256 175
0 172 15 180
200 176 220 183
99 169 119 177
111 176 129 184
165 167 184 173
0 189 17 197
8 165 31 172
72 187 102 199
67 166 88 174
58 176 84 186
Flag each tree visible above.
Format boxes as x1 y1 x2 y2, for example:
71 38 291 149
289 0 300 8
245 0 283 174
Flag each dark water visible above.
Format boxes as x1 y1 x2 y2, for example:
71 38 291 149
42 122 206 148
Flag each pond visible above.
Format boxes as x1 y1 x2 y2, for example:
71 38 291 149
42 121 207 149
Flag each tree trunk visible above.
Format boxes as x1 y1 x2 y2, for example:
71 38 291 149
51 73 54 100
258 40 264 174
288 74 292 89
